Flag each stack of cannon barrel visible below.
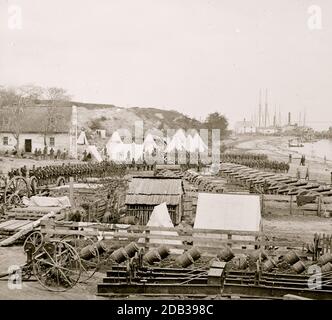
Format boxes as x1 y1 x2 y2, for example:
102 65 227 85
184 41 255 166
109 242 140 264
317 253 332 273
143 246 171 265
175 247 201 268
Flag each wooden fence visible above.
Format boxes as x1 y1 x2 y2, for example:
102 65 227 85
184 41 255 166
39 220 330 258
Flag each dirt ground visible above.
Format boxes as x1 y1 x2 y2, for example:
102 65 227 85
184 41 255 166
262 214 332 237
0 246 107 300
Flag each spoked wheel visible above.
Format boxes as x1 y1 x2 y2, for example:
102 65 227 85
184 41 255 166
56 176 66 187
29 176 39 195
33 240 82 292
7 193 22 206
4 176 30 205
23 231 44 254
61 234 100 282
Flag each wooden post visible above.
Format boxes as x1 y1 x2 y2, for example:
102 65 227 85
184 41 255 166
317 196 322 217
69 177 75 208
145 229 150 251
261 195 264 215
227 233 232 248
290 195 293 215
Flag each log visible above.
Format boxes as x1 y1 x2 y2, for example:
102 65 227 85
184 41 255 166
0 212 55 247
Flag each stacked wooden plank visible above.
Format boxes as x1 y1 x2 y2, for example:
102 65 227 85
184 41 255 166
6 206 68 221
0 220 33 237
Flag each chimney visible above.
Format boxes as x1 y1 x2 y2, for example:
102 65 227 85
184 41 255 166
288 112 291 125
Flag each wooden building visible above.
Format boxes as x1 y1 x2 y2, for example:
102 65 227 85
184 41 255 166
125 177 184 225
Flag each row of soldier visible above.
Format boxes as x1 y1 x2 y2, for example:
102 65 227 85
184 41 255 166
221 153 268 162
221 156 290 173
7 161 128 185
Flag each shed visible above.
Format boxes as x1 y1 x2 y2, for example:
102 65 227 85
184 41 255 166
194 193 262 248
125 177 184 225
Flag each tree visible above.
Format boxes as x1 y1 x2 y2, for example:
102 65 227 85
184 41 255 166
204 112 229 137
45 87 71 104
43 87 71 146
0 86 41 151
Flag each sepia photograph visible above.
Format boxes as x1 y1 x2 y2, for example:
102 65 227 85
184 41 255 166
0 0 332 306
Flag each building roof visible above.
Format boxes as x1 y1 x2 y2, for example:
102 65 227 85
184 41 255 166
194 193 261 232
127 177 183 195
0 106 72 133
125 177 183 205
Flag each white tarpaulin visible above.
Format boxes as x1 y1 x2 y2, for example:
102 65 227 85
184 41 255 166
138 202 183 254
87 145 103 162
22 196 71 208
194 193 261 247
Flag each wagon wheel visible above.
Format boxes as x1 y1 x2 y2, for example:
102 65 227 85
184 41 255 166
61 234 100 282
33 240 82 292
56 176 66 187
4 176 30 205
23 231 44 254
29 176 39 195
6 193 22 206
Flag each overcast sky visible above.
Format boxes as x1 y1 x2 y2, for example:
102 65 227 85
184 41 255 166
1 0 332 129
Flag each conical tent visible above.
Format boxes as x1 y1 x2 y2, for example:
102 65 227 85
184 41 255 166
86 145 102 162
109 131 123 144
185 134 196 152
143 133 157 154
138 203 183 254
192 132 208 152
165 132 186 152
77 131 89 145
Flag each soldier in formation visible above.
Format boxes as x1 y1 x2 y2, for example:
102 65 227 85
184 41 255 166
8 161 128 186
220 152 289 173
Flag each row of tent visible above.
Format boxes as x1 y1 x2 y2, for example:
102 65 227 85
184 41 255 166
77 129 209 163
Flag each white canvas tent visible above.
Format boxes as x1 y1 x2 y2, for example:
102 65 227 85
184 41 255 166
192 132 208 152
185 134 196 153
194 193 261 248
77 131 89 145
107 142 143 162
143 133 157 154
86 145 103 162
165 129 187 152
109 131 123 144
138 203 183 254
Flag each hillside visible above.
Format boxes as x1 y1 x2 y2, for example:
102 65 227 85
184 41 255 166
50 102 205 135
28 100 206 140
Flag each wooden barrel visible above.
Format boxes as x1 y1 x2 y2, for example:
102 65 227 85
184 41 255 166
157 246 170 259
187 247 201 261
124 242 139 258
218 246 234 262
79 245 97 260
321 262 332 273
175 252 194 268
317 253 332 266
110 248 129 264
143 250 161 265
262 258 276 272
283 251 300 265
292 261 305 274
